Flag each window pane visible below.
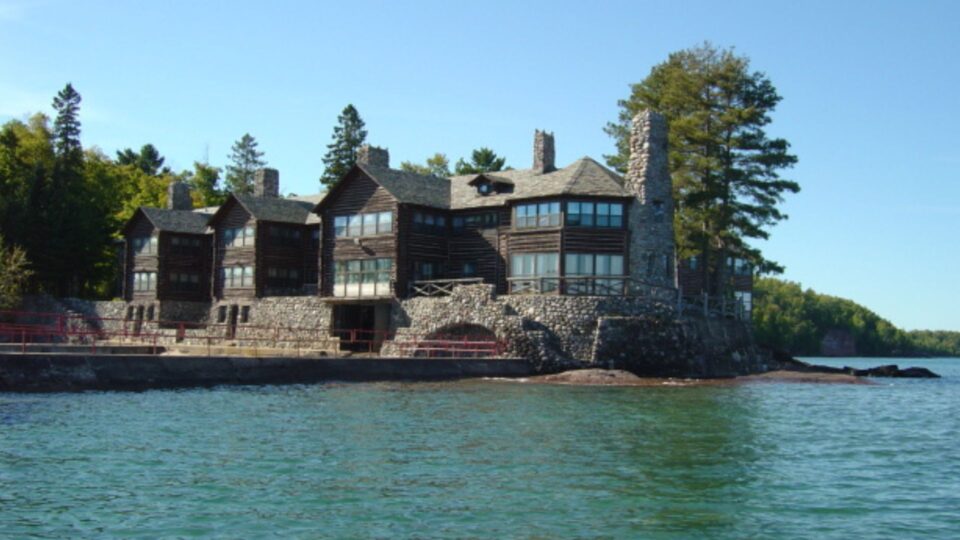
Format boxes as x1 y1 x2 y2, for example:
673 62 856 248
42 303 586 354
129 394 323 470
378 212 392 233
611 255 624 276
565 254 578 275
348 215 362 236
596 255 611 276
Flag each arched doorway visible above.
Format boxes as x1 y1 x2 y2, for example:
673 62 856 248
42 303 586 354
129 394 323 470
416 324 500 358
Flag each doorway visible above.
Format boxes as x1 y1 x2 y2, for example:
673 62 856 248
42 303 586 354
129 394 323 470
333 303 391 353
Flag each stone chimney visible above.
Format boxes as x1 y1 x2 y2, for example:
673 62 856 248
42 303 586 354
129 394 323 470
167 180 192 211
625 110 675 288
356 145 390 168
254 168 280 198
533 130 555 173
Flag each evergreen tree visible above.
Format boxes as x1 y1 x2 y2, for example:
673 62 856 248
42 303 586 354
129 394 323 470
605 44 799 293
400 153 451 177
52 83 82 162
116 143 166 175
454 147 507 175
319 104 367 188
0 235 32 310
225 133 266 194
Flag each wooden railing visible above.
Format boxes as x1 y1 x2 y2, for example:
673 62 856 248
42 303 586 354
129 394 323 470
409 278 485 297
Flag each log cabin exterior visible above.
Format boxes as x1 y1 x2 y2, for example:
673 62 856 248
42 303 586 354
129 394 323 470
118 114 681 340
121 206 213 303
207 193 320 300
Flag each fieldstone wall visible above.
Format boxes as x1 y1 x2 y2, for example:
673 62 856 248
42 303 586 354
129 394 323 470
58 297 334 351
625 110 676 288
594 316 767 378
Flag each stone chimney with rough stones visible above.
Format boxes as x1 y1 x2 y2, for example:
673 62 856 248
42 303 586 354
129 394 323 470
167 180 192 211
254 168 280 198
624 110 676 289
533 130 556 173
356 145 390 168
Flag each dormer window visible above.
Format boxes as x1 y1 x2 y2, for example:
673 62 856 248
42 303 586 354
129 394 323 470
468 174 513 196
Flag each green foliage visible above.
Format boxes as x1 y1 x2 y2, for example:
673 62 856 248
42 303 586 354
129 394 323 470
52 83 82 161
184 161 226 207
906 331 960 357
225 133 266 194
116 143 167 176
454 147 507 175
320 105 367 188
606 43 799 291
400 153 451 177
0 235 33 310
752 277 957 357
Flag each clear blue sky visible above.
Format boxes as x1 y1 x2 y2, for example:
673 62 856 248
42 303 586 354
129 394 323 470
1 0 957 331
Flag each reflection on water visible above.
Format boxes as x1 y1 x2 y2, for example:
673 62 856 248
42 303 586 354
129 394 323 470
1 358 958 539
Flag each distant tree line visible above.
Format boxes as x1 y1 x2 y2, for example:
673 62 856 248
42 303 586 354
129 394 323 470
753 277 960 357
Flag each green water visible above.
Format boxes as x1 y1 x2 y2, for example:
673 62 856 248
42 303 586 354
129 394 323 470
2 358 959 539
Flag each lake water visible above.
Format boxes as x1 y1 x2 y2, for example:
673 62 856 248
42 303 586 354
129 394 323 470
2 357 959 539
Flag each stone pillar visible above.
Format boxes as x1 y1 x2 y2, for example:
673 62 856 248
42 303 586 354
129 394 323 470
356 145 390 168
167 181 192 210
533 130 555 173
625 110 676 289
254 168 280 198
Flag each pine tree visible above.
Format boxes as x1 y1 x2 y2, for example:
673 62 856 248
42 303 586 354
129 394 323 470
52 83 82 162
116 143 166 175
319 104 367 188
605 44 799 293
225 133 266 194
453 148 507 175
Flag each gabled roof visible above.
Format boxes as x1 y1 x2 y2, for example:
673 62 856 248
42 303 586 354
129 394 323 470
449 157 631 209
314 164 450 212
210 193 318 226
122 207 213 235
358 163 450 209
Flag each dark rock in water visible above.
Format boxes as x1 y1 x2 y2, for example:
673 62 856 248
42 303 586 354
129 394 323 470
848 365 940 378
774 356 940 379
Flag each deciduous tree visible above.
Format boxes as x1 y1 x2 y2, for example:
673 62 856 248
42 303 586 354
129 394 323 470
400 153 451 177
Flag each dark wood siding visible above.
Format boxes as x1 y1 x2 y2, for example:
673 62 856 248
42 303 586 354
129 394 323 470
260 221 316 296
158 232 212 302
448 208 506 293
214 201 256 299
126 216 157 301
397 205 448 297
319 171 398 296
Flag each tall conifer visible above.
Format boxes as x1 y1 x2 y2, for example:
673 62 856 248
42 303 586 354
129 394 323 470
225 133 266 194
319 104 367 189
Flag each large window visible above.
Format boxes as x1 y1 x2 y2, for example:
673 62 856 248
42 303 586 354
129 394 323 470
515 201 560 228
565 253 625 295
132 236 158 255
334 211 392 238
413 260 442 281
269 225 302 247
412 211 446 234
510 252 559 293
222 266 254 288
224 226 255 248
169 272 200 292
266 267 300 293
170 236 201 254
452 213 498 230
333 258 392 297
133 272 157 292
566 201 624 228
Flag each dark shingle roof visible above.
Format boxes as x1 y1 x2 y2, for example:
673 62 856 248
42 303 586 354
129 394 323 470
448 157 630 209
140 207 212 234
358 164 451 209
234 194 317 224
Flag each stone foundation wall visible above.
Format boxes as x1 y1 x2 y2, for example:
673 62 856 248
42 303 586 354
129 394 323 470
385 285 765 377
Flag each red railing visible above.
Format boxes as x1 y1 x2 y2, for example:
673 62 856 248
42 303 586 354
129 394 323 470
0 309 506 358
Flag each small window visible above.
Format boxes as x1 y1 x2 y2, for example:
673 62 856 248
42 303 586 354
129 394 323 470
146 305 155 321
217 306 227 323
463 262 477 277
478 182 492 195
653 200 665 221
240 306 250 323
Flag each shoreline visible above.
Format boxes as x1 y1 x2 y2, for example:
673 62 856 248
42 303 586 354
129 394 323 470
516 368 874 387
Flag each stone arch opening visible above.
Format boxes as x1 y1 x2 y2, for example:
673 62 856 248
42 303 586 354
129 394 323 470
416 323 500 358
